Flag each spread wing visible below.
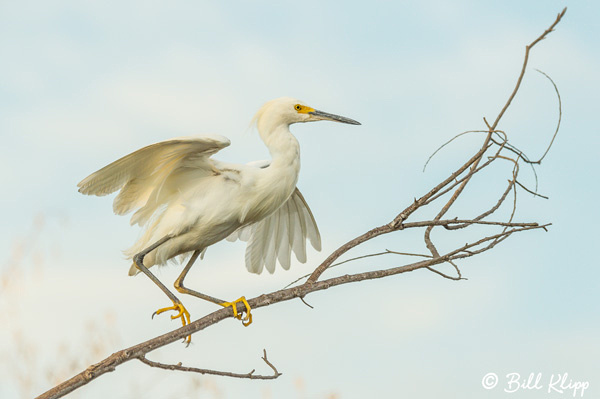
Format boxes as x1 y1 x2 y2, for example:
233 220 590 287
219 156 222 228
228 188 321 274
77 135 230 226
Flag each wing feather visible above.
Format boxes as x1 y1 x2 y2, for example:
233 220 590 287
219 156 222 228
245 222 267 274
276 201 291 270
263 209 279 274
229 188 321 274
77 135 230 224
295 189 322 251
292 193 308 263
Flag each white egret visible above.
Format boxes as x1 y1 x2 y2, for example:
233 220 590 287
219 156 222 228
77 97 360 341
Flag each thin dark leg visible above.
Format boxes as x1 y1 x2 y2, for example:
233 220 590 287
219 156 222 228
174 250 226 304
133 235 196 344
174 250 252 326
133 234 181 304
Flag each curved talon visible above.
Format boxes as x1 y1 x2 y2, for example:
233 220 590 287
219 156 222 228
221 296 252 327
169 308 184 320
242 311 252 327
153 301 192 344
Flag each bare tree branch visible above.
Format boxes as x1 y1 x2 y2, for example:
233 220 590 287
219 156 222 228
137 349 281 380
37 220 550 399
491 7 566 130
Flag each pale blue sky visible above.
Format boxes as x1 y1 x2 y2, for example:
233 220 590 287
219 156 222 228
1 1 599 398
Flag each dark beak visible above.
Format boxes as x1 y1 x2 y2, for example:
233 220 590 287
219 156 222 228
308 109 361 125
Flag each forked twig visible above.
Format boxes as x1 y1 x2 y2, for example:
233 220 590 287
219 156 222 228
137 349 281 380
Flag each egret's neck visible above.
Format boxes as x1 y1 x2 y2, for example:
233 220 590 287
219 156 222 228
258 122 301 171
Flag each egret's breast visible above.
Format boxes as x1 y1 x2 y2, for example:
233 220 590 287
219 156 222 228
238 163 299 224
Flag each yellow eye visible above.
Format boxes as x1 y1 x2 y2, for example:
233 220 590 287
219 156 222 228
294 104 315 114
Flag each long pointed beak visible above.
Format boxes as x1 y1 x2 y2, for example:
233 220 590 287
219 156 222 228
308 109 361 125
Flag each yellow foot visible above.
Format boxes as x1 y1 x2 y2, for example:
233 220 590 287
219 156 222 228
221 296 252 326
153 301 192 344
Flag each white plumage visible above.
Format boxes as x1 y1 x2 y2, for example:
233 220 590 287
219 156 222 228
78 97 359 278
228 187 321 274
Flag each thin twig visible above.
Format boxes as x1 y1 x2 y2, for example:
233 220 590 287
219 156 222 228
532 69 562 163
493 139 541 192
404 219 538 229
490 7 566 130
424 140 505 205
444 179 516 230
299 296 314 309
284 251 393 289
423 130 490 172
260 349 281 377
426 260 464 281
137 350 281 380
285 249 431 289
515 180 549 199
498 155 520 235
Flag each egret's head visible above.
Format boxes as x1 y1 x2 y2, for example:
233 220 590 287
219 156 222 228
253 97 360 130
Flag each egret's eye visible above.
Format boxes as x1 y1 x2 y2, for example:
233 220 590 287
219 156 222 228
294 104 315 114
